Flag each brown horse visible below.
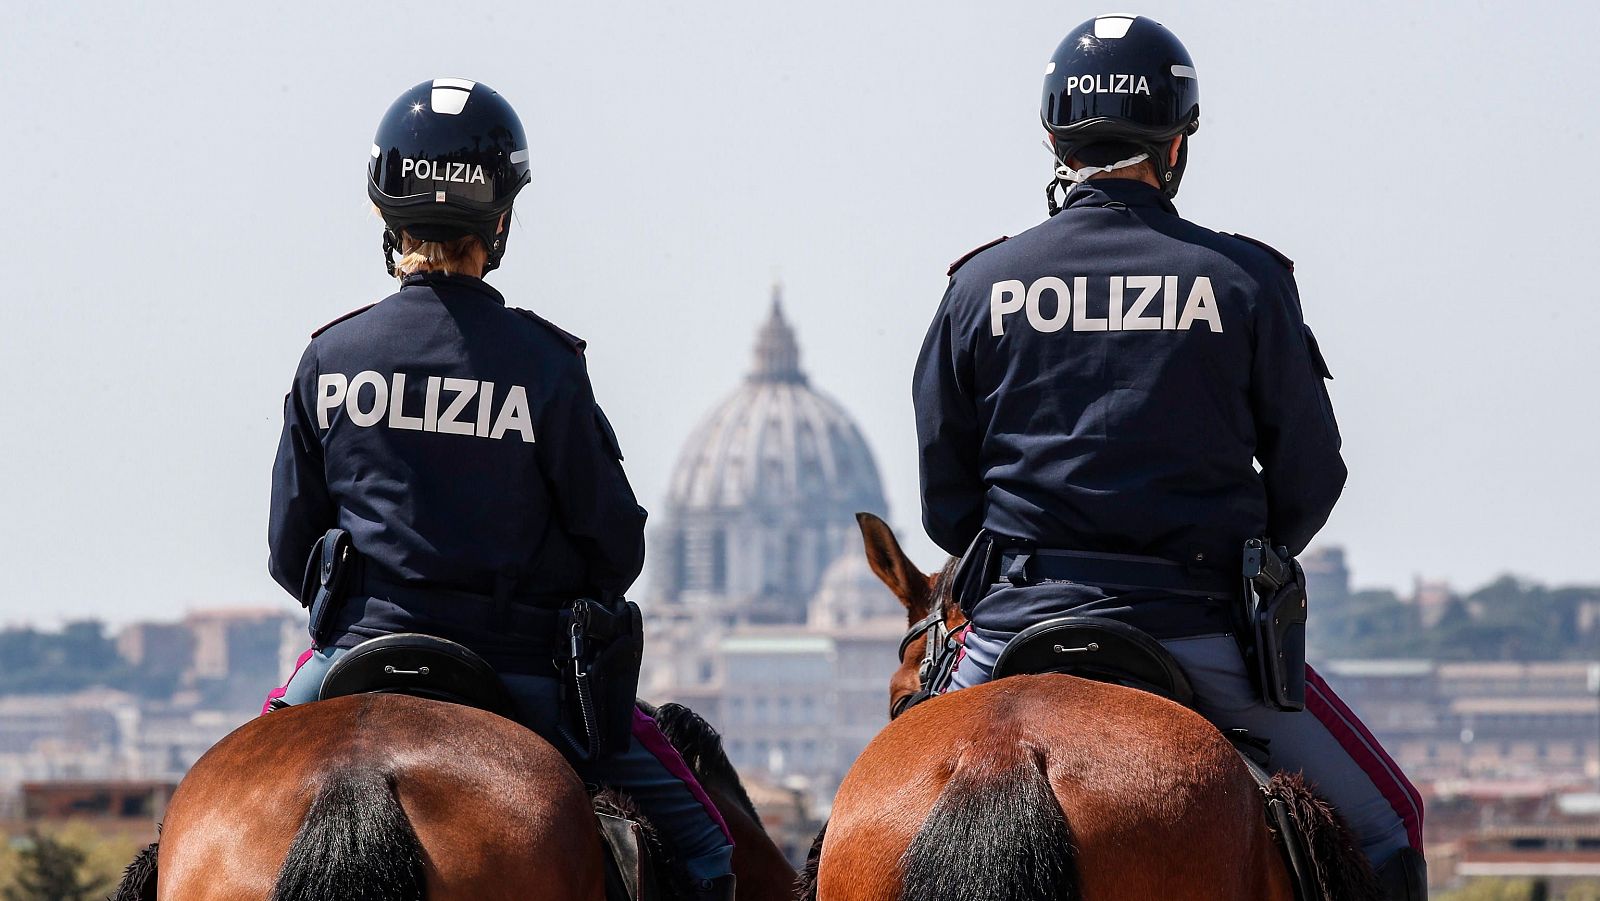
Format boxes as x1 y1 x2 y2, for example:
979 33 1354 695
810 514 1377 901
115 694 793 901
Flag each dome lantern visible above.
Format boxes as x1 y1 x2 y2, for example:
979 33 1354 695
750 285 806 385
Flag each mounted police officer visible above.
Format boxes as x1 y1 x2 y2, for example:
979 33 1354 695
265 78 734 900
914 17 1427 899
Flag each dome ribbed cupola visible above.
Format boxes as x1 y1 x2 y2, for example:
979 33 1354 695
652 286 888 623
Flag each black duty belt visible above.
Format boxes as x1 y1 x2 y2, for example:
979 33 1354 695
352 574 568 672
997 548 1237 598
360 574 571 611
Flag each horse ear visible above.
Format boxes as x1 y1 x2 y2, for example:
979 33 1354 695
855 512 932 617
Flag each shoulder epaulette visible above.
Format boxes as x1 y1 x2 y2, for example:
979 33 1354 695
512 307 587 355
947 235 1009 276
1226 233 1294 272
310 304 376 338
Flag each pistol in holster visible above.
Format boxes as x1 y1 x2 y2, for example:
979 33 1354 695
1241 538 1308 712
299 529 354 647
556 596 644 762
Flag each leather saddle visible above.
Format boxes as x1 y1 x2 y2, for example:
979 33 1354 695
318 633 657 901
318 632 517 717
991 615 1195 707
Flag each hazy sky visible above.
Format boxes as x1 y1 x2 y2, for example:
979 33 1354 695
1 1 1596 626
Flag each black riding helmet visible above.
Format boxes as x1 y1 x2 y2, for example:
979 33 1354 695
1041 15 1200 210
368 78 531 275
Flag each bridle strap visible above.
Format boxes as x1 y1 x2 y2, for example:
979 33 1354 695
898 609 944 662
895 608 962 718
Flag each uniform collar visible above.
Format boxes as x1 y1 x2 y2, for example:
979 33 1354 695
400 271 506 306
1062 178 1178 215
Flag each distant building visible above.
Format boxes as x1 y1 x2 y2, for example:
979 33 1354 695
642 288 905 807
0 689 139 784
1321 660 1600 784
180 609 300 710
185 608 290 678
3 780 172 845
0 610 299 802
1302 545 1352 660
1302 546 1350 607
1418 785 1600 891
739 775 823 866
130 705 254 780
714 621 905 790
649 289 888 625
1453 823 1600 884
21 780 174 822
116 622 196 678
1412 579 1457 630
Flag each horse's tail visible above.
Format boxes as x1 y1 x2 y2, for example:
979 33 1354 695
269 767 426 901
898 749 1077 901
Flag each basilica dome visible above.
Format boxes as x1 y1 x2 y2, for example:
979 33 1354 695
666 298 883 515
652 289 888 622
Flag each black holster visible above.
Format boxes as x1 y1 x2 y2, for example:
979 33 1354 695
1239 539 1308 712
299 529 354 647
952 529 1005 618
556 597 644 761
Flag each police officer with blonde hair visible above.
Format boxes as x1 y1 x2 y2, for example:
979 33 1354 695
266 79 735 899
915 17 1426 898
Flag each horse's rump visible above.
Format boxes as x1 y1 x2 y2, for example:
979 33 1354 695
153 694 604 901
821 674 1293 901
132 694 794 901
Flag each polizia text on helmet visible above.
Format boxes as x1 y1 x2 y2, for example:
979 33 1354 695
400 158 488 185
1065 74 1152 96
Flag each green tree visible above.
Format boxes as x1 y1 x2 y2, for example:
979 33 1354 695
0 621 138 698
1 831 98 901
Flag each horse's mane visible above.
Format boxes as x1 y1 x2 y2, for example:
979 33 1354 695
593 788 693 901
796 820 826 901
643 700 762 823
1266 772 1384 900
931 557 960 621
110 838 159 901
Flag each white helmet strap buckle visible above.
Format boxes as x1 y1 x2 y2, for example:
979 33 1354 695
1054 152 1151 185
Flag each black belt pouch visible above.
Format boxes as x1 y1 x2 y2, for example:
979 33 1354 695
953 530 1004 618
299 529 354 647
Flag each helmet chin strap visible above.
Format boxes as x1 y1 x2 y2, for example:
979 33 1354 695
1046 151 1151 215
381 228 400 278
1055 152 1150 185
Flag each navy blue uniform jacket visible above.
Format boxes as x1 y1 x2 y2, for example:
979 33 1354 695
915 180 1345 581
268 272 646 654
